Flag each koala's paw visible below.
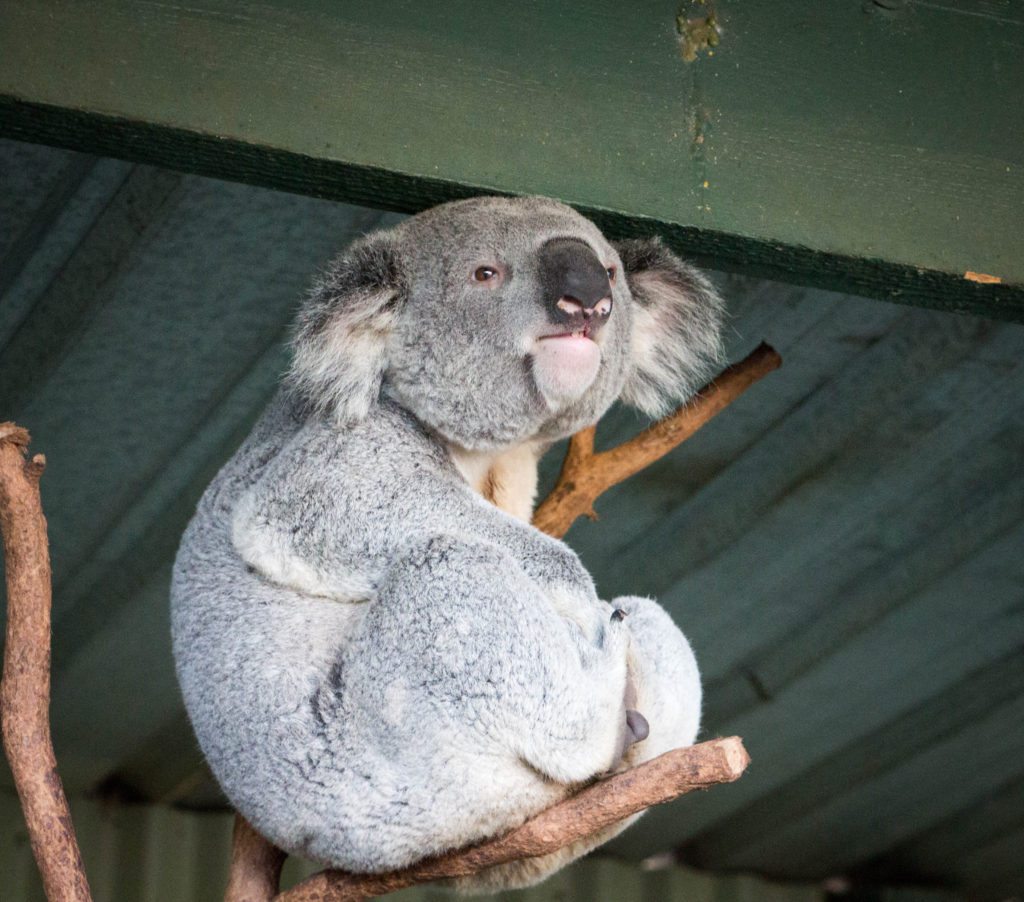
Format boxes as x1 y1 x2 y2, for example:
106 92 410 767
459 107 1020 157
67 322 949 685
607 631 651 772
510 596 637 786
611 596 702 765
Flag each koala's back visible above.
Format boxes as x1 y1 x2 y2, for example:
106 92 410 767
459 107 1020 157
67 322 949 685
171 394 365 845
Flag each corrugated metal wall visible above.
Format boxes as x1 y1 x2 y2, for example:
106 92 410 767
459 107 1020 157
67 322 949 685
0 791 833 902
0 792 970 902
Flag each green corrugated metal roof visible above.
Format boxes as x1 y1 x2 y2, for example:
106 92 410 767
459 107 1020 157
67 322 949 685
1 137 1023 900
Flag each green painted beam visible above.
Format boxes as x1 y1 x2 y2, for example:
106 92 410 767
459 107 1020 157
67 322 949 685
0 1 1021 320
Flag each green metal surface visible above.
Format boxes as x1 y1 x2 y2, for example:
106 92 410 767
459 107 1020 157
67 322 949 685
0 1 1022 318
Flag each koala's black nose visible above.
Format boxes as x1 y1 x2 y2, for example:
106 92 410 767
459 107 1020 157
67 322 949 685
540 238 613 332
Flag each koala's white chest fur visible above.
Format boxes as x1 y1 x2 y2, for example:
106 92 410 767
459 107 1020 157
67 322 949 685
447 442 543 523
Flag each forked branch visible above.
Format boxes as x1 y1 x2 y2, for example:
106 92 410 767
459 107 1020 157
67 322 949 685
534 342 782 538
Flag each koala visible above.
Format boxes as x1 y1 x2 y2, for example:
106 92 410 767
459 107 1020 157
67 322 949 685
171 196 723 891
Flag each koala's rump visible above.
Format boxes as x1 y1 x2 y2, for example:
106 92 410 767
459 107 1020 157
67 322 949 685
171 514 575 873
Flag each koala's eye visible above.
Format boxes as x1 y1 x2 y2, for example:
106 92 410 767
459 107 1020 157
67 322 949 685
473 266 500 283
606 265 617 284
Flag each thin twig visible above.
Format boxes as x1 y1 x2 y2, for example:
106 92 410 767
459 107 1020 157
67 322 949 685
0 424 93 902
533 342 782 538
277 738 749 902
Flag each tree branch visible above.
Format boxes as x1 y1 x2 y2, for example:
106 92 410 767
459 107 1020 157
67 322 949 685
277 738 749 902
0 326 777 902
533 342 783 538
226 815 287 902
0 424 93 902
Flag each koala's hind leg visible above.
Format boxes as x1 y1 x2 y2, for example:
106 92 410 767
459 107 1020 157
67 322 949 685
326 534 634 862
452 596 703 894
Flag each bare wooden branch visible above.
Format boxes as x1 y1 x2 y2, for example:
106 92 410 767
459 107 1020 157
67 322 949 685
0 423 93 902
277 738 749 902
226 344 779 900
533 342 783 538
225 815 287 902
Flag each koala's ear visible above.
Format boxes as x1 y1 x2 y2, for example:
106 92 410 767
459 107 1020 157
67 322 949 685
615 238 725 417
287 232 408 423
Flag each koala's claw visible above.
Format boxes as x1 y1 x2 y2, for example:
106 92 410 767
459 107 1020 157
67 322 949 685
625 708 649 744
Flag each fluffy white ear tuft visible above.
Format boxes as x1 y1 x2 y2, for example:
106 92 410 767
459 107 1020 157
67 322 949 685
287 232 407 424
615 238 725 417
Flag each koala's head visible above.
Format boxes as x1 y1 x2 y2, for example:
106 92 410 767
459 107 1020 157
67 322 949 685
288 196 723 450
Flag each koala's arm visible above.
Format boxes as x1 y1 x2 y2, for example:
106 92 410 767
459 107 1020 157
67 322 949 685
228 416 633 782
228 420 392 601
230 411 600 613
346 534 633 786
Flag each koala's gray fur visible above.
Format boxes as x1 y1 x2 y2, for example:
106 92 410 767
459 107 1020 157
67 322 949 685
171 196 723 891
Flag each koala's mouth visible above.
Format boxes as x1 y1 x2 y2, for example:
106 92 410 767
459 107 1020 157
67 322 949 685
529 329 602 408
537 323 597 342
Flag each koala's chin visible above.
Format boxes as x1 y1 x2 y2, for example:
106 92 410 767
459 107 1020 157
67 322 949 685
530 334 602 409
